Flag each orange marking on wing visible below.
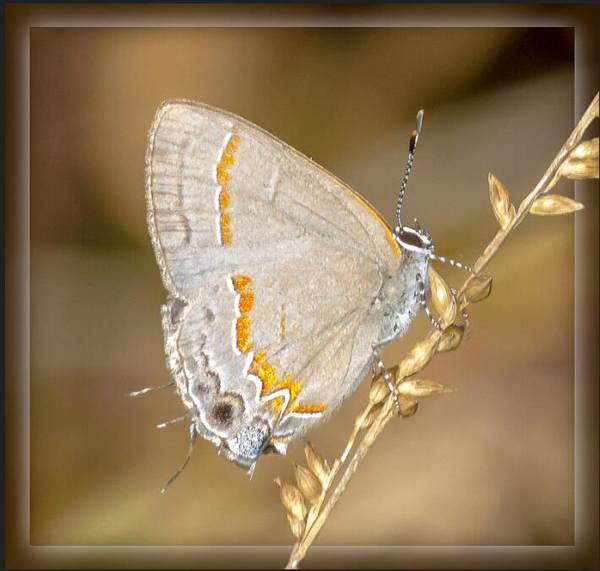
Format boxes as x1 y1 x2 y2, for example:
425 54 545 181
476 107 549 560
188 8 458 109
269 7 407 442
254 360 277 395
238 292 254 314
235 316 253 353
218 188 230 210
231 275 254 353
269 396 285 413
228 134 241 153
290 403 327 414
228 273 325 418
270 375 302 413
220 213 232 246
249 355 326 417
277 376 302 403
217 135 241 246
217 167 231 187
232 275 252 294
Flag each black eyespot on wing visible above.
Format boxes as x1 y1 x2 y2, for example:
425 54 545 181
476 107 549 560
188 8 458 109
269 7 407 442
213 402 233 424
209 393 244 428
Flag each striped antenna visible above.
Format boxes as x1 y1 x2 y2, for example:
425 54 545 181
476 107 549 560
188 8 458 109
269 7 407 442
429 252 475 275
395 110 424 231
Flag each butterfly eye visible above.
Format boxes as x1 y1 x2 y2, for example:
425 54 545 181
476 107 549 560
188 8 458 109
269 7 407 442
399 230 425 249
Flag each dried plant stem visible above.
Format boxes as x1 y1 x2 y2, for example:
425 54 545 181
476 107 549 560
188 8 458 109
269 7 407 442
472 93 598 278
285 93 599 570
287 397 396 568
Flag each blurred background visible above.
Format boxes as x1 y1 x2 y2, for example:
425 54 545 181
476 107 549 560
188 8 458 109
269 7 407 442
26 16 582 554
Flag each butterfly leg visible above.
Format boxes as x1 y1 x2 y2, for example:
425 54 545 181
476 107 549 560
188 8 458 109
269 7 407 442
462 307 471 337
160 423 197 494
450 286 471 337
372 352 401 413
416 273 443 332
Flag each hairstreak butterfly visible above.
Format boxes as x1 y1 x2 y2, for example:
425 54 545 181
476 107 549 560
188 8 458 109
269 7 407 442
137 100 473 485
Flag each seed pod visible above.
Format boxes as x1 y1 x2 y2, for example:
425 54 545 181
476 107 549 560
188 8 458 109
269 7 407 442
294 464 321 504
428 266 457 327
369 366 397 406
530 194 585 215
437 324 464 352
488 173 516 230
398 379 454 397
398 336 439 379
464 274 492 304
358 403 383 430
305 442 330 486
287 514 306 539
277 479 307 521
398 394 418 417
369 378 388 405
560 137 598 179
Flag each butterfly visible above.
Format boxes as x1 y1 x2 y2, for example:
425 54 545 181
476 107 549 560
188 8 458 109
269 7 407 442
139 99 472 485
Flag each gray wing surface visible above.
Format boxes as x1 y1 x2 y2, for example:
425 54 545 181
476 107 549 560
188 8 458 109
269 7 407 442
146 100 401 437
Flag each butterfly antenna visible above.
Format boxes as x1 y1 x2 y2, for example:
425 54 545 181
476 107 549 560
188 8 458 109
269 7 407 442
160 424 197 494
128 381 174 398
395 110 424 232
429 252 475 275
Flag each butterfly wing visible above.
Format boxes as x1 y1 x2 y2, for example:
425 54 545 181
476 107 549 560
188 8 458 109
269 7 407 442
146 100 402 455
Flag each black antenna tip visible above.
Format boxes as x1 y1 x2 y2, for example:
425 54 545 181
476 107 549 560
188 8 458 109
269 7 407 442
409 110 424 153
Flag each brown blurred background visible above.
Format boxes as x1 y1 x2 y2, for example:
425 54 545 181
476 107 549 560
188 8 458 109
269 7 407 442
18 8 589 558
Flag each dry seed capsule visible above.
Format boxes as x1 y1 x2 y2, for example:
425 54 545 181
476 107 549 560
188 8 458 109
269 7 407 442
397 379 454 397
560 138 598 179
369 378 389 405
287 514 306 539
428 266 457 327
398 394 418 417
399 336 439 378
437 324 464 352
530 195 585 215
305 442 330 486
358 403 383 430
279 481 307 521
463 275 492 304
294 464 321 504
488 173 516 229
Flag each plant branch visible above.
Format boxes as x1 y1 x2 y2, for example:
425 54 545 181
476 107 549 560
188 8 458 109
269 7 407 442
284 93 598 570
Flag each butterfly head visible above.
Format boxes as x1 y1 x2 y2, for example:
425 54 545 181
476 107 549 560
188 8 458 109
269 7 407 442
395 219 434 257
377 224 433 346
